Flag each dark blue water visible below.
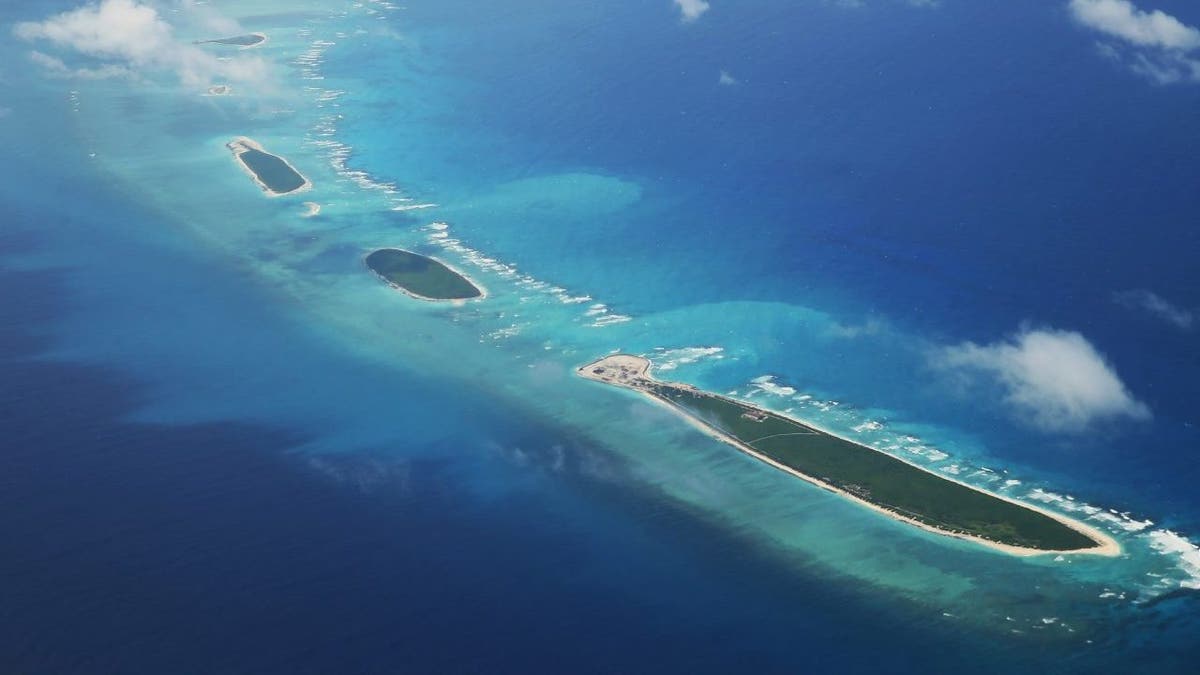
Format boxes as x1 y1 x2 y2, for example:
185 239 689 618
4 0 1200 671
4 174 1199 673
341 0 1200 515
0 242 1052 675
0 126 1165 675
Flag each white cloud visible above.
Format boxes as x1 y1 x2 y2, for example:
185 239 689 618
14 0 268 89
1114 289 1194 329
176 0 241 36
1069 0 1200 83
1127 49 1200 83
934 327 1150 432
718 69 737 85
1069 0 1200 49
29 49 134 79
674 0 710 22
30 50 69 71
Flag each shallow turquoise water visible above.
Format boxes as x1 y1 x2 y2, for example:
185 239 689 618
2 0 1199 670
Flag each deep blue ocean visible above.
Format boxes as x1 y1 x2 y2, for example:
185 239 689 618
2 0 1199 672
0 148 1054 674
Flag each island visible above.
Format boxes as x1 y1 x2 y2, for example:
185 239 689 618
197 32 267 48
579 355 1121 557
365 248 485 302
227 137 311 196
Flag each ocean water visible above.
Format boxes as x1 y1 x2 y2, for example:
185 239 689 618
2 0 1199 672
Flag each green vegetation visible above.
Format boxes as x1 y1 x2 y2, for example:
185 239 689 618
650 384 1100 552
203 34 265 47
237 148 307 194
365 249 483 301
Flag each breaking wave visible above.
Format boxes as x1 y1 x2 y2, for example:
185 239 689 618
648 346 725 372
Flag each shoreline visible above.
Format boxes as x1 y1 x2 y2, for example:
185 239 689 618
240 32 269 50
226 136 312 197
578 355 1122 558
365 248 488 304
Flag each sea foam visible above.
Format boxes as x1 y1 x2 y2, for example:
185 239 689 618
1146 529 1200 590
651 346 725 372
422 223 634 327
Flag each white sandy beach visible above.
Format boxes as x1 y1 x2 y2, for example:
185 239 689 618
240 32 269 50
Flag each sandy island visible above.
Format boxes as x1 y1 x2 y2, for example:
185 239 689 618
302 202 322 218
579 354 1121 558
227 137 312 197
366 248 488 304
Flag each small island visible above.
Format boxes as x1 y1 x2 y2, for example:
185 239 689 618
579 355 1121 557
227 137 311 196
198 32 267 48
365 248 485 302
